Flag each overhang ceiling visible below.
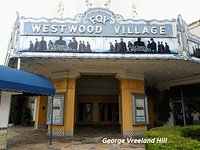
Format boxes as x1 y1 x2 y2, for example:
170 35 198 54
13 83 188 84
8 56 200 89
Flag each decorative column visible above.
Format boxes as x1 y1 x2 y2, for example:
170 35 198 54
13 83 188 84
47 78 76 136
34 96 48 129
120 79 147 136
64 78 76 136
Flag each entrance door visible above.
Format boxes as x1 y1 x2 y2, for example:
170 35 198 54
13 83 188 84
99 103 119 124
76 95 119 125
78 103 93 124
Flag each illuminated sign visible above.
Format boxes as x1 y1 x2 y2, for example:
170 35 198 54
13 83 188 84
21 8 177 38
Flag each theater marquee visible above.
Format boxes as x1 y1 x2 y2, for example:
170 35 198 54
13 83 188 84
21 8 177 38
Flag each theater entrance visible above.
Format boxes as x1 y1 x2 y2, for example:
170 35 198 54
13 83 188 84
75 75 120 134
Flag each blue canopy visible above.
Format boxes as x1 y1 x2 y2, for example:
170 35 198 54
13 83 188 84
0 65 55 96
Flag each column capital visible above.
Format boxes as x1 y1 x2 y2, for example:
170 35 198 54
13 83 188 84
51 71 80 79
68 71 81 79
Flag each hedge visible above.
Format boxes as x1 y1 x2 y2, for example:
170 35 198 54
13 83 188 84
144 125 200 150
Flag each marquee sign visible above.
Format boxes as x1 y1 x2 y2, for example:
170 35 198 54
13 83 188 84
188 32 200 58
21 8 177 38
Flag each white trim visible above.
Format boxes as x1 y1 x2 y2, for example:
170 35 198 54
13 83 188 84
16 52 181 60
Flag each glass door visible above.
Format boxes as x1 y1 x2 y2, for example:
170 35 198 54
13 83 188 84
98 103 119 124
78 103 93 123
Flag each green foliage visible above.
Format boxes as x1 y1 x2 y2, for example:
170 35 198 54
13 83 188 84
146 86 171 124
181 125 200 141
10 97 32 126
145 126 200 150
10 98 23 125
22 107 32 126
156 90 171 123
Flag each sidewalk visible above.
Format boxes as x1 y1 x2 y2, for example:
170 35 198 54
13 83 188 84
7 126 145 150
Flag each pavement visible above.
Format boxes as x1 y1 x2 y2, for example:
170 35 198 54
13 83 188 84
7 126 145 150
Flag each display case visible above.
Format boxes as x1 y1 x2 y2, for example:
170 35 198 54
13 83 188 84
132 93 149 125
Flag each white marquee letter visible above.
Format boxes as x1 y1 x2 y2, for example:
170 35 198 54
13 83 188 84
87 26 94 33
160 26 166 35
43 24 49 33
79 25 86 33
51 25 58 33
114 26 121 34
95 26 102 34
151 27 157 34
60 25 66 33
68 25 78 33
32 24 42 33
142 26 149 34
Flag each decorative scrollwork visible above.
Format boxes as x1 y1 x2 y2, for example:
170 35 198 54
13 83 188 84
85 0 111 8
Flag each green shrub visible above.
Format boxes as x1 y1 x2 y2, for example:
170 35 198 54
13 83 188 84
145 126 200 150
181 125 200 141
10 98 23 125
22 107 32 126
146 87 171 124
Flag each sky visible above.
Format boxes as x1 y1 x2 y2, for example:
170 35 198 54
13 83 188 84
0 0 199 65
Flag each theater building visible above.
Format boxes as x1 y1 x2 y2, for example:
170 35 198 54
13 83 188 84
5 5 200 136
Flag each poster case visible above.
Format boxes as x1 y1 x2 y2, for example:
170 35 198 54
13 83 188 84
132 93 149 125
47 93 65 125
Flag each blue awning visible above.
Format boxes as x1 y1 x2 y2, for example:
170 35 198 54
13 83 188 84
0 65 55 96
